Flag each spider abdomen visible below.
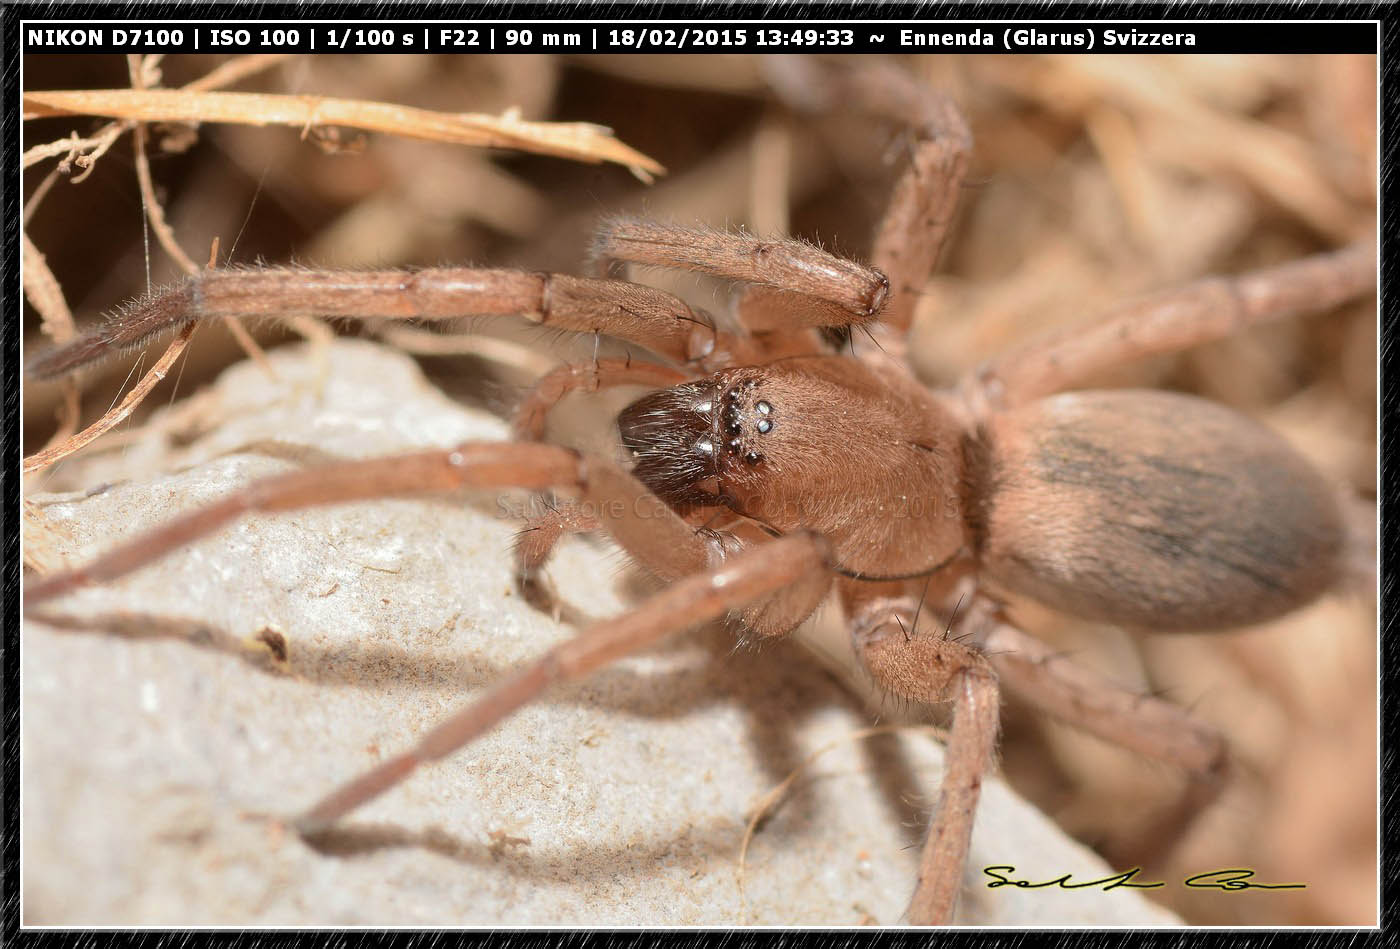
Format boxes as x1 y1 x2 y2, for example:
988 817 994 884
975 390 1346 630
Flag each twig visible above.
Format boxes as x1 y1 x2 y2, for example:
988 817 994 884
124 55 274 376
22 322 197 475
24 88 666 181
736 723 948 924
25 56 292 184
23 164 63 222
22 178 225 477
182 53 293 93
22 233 82 462
22 233 76 345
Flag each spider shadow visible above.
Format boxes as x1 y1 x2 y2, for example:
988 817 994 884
289 623 936 886
28 580 940 870
298 814 743 889
31 600 875 784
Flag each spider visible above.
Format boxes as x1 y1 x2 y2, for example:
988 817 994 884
22 56 1377 925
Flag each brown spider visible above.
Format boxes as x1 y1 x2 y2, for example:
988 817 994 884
22 57 1376 924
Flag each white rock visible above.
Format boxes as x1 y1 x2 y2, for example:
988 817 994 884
22 340 1181 926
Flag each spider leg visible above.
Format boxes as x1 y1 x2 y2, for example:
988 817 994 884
968 241 1376 409
983 621 1228 868
590 216 890 328
513 500 602 613
863 72 971 340
730 285 884 337
25 267 722 379
515 500 601 577
764 57 972 342
23 443 713 609
294 531 833 834
847 594 1000 926
511 358 690 441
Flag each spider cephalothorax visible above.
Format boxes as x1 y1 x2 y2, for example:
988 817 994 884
618 357 968 580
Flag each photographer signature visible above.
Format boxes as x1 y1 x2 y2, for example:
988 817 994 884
983 866 1306 891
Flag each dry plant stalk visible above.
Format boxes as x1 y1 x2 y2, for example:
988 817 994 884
22 55 293 182
22 322 197 475
22 216 215 476
21 233 82 458
23 88 666 181
123 55 275 381
24 56 273 476
22 54 294 469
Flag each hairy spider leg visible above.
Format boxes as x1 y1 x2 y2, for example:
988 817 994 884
970 242 1376 409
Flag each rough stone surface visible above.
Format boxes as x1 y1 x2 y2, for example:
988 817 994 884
23 340 1182 926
